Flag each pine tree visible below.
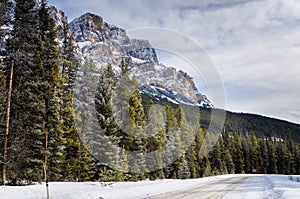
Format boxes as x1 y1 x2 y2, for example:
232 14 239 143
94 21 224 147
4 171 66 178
276 142 291 174
186 141 198 178
233 132 244 173
0 0 13 56
127 89 147 180
185 120 199 178
249 132 260 173
60 16 91 181
118 148 130 181
241 136 250 173
77 142 95 181
7 0 48 184
146 103 167 180
37 0 65 182
223 149 234 174
95 65 118 137
0 0 12 183
211 136 227 174
194 124 209 177
94 65 121 180
175 105 191 153
294 144 300 174
197 130 211 177
171 105 192 179
287 141 296 174
179 153 190 179
222 130 234 174
266 140 277 174
0 60 6 183
259 139 268 174
74 57 99 140
73 57 100 180
162 106 178 179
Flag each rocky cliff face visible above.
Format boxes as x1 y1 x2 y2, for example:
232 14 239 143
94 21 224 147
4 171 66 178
55 10 212 107
69 13 158 65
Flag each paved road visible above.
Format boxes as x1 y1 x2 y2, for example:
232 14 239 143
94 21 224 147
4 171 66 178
148 176 248 199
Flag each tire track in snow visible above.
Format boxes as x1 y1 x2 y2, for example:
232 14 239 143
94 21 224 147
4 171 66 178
147 176 248 199
224 175 283 199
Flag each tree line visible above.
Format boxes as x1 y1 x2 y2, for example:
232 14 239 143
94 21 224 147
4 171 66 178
0 0 94 185
85 60 300 181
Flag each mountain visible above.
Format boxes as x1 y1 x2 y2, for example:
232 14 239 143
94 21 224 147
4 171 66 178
48 7 300 142
199 107 300 142
66 12 212 107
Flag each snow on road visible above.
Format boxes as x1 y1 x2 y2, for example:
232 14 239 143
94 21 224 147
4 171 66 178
150 176 248 199
0 174 299 199
225 175 300 199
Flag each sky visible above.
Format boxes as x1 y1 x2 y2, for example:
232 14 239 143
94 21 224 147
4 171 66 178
49 0 300 124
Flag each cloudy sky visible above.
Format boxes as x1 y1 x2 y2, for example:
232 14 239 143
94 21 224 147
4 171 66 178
49 0 300 124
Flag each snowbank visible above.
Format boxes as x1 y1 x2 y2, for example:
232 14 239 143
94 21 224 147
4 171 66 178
0 174 300 199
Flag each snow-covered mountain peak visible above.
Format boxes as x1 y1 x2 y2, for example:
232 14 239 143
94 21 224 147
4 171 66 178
67 12 212 107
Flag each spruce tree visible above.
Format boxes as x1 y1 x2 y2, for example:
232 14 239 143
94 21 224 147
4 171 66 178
175 105 191 153
197 129 211 177
162 106 178 178
60 17 93 181
233 132 244 173
146 104 167 180
185 124 198 178
77 142 95 181
74 57 98 135
259 139 268 174
276 142 291 174
0 0 12 183
8 0 47 184
94 65 121 180
287 141 296 174
222 130 234 174
127 89 147 180
249 132 259 173
210 137 225 174
0 60 6 183
171 105 191 179
38 0 65 181
73 57 100 180
241 136 250 173
223 149 234 174
194 123 208 177
266 140 277 174
95 65 118 137
179 153 190 179
0 0 13 57
294 144 300 174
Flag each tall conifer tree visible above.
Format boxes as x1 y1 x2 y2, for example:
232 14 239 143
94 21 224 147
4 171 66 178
38 0 65 181
8 0 46 183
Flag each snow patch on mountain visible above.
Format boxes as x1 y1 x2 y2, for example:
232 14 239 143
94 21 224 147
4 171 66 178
49 8 213 107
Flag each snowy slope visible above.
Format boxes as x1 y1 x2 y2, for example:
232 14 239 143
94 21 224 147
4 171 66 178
1 174 299 199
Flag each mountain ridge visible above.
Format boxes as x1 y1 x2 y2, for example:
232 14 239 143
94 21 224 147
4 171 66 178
63 10 213 107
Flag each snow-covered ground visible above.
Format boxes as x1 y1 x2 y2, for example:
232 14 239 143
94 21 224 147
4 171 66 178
0 174 299 199
224 174 300 199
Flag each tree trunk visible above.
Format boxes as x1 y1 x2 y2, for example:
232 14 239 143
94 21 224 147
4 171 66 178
44 126 49 199
2 60 14 186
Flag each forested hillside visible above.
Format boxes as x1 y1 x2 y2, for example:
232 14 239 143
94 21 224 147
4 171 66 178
0 0 300 186
199 108 300 142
